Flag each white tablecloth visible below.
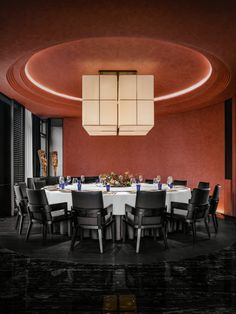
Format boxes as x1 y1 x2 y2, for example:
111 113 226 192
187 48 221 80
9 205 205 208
45 183 191 215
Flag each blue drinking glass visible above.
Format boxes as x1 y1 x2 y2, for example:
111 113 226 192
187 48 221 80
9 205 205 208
158 182 162 190
106 184 110 192
136 184 141 192
77 180 81 191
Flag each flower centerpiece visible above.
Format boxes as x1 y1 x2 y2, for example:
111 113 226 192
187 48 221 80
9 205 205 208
100 171 133 187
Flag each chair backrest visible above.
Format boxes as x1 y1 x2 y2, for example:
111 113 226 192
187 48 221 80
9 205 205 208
47 176 59 185
84 176 99 183
209 184 221 214
71 191 104 209
14 184 23 203
33 180 47 190
173 179 187 186
145 179 153 184
17 182 27 199
14 184 28 214
190 188 210 205
26 189 50 221
198 181 210 189
135 190 166 210
26 189 49 206
212 184 221 201
188 188 210 220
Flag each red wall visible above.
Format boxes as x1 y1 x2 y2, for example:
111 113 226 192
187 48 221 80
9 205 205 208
64 102 225 210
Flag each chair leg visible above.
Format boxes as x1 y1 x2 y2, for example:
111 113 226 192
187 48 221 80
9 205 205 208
204 219 211 239
215 214 219 228
19 216 24 235
162 227 168 249
25 221 32 241
176 221 180 232
67 220 72 237
170 219 175 232
191 222 196 244
42 224 48 243
153 228 157 241
70 225 79 251
111 221 116 243
80 227 83 241
212 214 218 233
48 223 53 240
183 222 189 234
136 228 141 253
122 220 126 243
98 228 103 254
15 213 20 230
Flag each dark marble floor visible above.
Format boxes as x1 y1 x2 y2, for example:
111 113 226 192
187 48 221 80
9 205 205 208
1 216 236 264
0 216 236 313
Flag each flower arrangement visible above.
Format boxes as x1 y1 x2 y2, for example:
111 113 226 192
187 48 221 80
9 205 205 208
100 171 133 187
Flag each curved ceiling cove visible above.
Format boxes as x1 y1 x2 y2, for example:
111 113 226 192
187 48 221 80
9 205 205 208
24 37 212 103
6 37 230 117
2 1 236 118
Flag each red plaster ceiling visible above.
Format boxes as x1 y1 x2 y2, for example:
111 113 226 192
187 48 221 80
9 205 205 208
0 0 236 117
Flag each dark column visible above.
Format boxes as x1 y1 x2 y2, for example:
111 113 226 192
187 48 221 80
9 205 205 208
0 94 12 217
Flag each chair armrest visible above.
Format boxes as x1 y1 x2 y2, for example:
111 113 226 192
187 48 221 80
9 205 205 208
103 204 113 215
50 202 68 216
138 211 143 228
50 202 68 211
97 211 102 227
171 201 189 213
125 203 136 214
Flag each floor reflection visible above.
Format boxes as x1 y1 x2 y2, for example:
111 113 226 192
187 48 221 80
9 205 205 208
0 242 236 313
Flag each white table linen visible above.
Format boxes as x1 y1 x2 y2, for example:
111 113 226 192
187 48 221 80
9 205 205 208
45 183 191 215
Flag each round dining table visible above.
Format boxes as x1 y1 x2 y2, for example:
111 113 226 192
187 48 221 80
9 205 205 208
45 183 191 240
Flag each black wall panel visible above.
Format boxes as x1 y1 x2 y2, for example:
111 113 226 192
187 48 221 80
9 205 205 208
13 103 25 183
0 98 11 216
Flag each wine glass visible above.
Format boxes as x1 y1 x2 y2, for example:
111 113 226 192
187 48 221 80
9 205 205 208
72 177 78 189
138 175 143 184
81 175 85 184
167 176 173 188
156 175 161 183
59 176 64 189
66 176 71 185
59 176 64 184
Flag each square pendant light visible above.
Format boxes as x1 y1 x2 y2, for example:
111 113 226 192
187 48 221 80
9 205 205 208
82 72 154 136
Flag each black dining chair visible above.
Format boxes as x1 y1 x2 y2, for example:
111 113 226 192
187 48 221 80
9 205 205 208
122 190 168 253
173 179 187 187
26 189 70 242
84 176 100 183
198 181 210 189
170 188 210 243
208 184 221 233
47 176 59 185
70 191 114 253
14 184 28 234
33 180 47 190
145 179 154 184
17 182 28 199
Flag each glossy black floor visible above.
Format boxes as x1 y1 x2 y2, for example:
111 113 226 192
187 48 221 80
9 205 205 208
0 216 236 313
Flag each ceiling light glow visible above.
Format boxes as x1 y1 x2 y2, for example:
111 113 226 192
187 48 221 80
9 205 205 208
25 59 212 103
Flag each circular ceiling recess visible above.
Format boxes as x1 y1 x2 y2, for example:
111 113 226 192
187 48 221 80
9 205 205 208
7 37 230 117
24 37 212 101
